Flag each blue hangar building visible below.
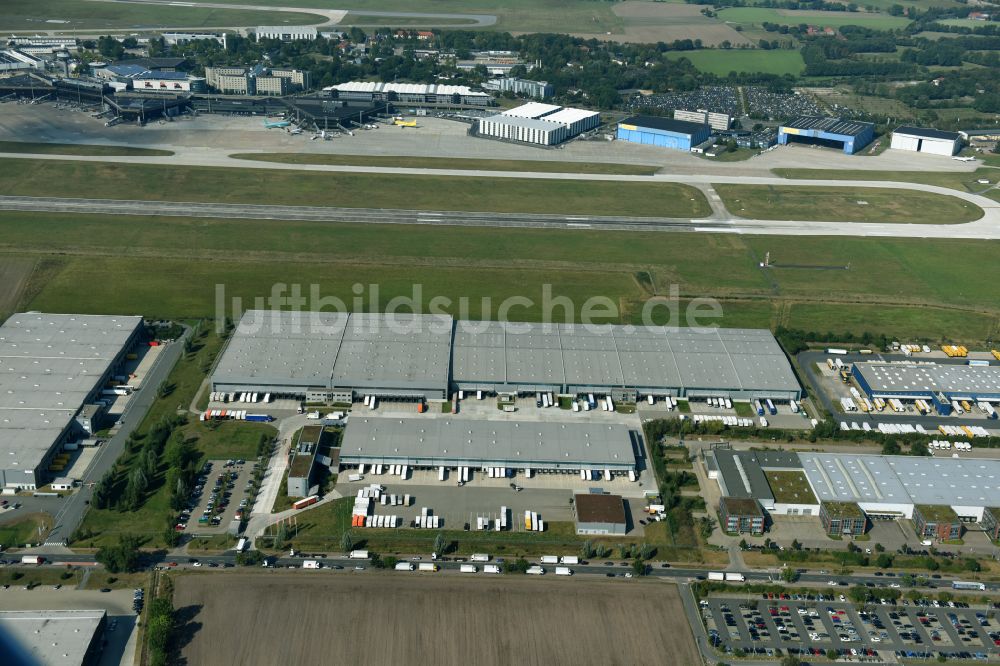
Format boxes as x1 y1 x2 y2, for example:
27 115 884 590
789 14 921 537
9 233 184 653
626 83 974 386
778 116 875 155
617 115 711 151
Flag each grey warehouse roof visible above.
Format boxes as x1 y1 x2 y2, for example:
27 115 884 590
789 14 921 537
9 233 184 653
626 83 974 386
212 310 452 391
0 313 142 473
853 362 1000 396
0 608 105 666
341 416 635 468
894 126 961 141
782 116 874 137
713 449 776 502
799 452 1000 507
452 322 799 393
481 114 563 131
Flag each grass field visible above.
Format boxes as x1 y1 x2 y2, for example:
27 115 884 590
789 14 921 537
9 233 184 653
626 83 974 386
717 6 911 29
182 0 623 33
715 184 983 224
173 573 699 666
772 167 996 193
0 257 35 320
0 513 51 548
0 159 708 218
668 48 805 76
0 142 173 157
230 153 656 175
338 15 480 26
6 210 1000 342
1 0 325 30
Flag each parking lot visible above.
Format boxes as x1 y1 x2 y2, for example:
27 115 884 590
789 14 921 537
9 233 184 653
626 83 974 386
703 594 1000 662
176 459 257 535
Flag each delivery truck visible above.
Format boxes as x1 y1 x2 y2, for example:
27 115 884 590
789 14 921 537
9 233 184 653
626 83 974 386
394 562 415 571
460 564 478 573
555 567 573 576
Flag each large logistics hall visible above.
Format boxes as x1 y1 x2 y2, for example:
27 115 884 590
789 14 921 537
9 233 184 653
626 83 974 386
708 449 1000 536
477 102 601 146
852 361 1000 402
341 417 638 472
210 311 803 402
0 313 143 489
616 115 712 151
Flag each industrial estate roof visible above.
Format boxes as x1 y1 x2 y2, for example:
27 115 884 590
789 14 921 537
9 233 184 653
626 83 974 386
341 416 636 468
0 313 142 473
500 101 561 118
822 500 864 518
452 323 800 393
800 453 1000 508
713 449 775 502
542 107 600 125
212 310 452 392
0 609 105 666
480 114 563 131
853 362 1000 397
574 493 627 525
894 126 961 141
619 115 709 135
915 503 960 523
781 116 874 137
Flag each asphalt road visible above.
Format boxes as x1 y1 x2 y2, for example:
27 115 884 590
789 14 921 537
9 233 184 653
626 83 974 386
40 329 188 546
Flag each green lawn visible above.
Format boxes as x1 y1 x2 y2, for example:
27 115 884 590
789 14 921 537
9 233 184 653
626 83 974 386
0 159 708 218
772 167 996 193
7 210 1000 342
0 513 52 548
717 6 911 29
668 49 804 76
0 142 173 157
230 153 656 175
185 421 274 461
0 0 324 30
337 15 480 26
185 0 623 33
715 184 983 224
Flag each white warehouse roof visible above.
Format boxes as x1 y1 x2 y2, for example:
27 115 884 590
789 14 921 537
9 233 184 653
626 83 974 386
323 81 489 97
501 102 561 118
543 107 599 125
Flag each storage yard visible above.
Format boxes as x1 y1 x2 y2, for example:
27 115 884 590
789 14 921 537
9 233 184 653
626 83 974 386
173 573 696 666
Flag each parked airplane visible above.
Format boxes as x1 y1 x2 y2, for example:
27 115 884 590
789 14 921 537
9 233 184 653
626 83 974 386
264 119 291 129
953 156 975 162
393 118 417 128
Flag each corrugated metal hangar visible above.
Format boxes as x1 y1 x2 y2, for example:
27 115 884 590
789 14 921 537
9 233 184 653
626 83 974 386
0 313 143 489
778 116 875 154
211 311 802 402
477 102 601 146
890 126 962 156
616 115 712 151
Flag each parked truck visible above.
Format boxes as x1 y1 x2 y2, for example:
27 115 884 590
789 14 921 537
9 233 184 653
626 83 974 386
470 553 491 562
724 573 745 582
303 560 321 569
348 550 369 560
245 414 274 423
560 556 579 565
484 564 502 574
418 563 439 572
540 555 559 564
708 571 725 581
460 564 478 573
20 555 43 565
526 566 545 575
555 567 573 576
394 562 415 571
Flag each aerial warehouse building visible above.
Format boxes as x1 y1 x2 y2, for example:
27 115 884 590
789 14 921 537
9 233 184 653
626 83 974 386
616 115 712 151
890 126 962 156
777 116 875 155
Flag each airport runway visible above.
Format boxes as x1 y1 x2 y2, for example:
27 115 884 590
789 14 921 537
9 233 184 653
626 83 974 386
1 151 999 238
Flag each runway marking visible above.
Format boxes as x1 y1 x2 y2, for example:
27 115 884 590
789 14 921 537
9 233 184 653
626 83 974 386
566 223 592 228
565 216 588 221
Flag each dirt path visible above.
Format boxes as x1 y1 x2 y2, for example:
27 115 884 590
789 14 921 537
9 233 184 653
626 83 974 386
0 257 35 317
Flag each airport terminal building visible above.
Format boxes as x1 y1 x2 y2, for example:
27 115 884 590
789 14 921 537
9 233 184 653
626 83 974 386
211 311 802 403
0 313 143 489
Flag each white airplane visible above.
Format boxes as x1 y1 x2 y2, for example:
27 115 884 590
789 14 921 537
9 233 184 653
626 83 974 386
953 156 975 162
